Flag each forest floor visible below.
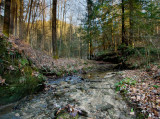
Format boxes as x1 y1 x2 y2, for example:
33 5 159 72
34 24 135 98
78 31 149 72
4 34 96 77
119 66 160 118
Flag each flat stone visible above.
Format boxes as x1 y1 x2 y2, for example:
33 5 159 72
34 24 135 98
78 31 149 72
96 103 114 111
104 74 114 78
15 113 20 117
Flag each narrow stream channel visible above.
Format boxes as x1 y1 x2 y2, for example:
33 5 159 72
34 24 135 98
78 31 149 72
0 65 136 119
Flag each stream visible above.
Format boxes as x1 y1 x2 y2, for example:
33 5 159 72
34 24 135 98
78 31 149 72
0 63 136 119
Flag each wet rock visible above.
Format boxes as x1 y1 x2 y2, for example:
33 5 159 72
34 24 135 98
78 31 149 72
15 113 20 117
2 71 136 119
70 89 77 93
54 92 65 98
47 104 54 110
96 103 114 111
49 112 56 118
104 74 114 78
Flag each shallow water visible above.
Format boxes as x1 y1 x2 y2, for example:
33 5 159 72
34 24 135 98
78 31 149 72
0 103 19 119
47 75 83 85
0 69 136 119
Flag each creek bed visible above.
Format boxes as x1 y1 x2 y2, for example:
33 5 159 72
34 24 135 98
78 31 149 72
0 70 136 119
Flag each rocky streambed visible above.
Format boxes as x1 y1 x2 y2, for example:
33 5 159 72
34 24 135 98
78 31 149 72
0 69 136 119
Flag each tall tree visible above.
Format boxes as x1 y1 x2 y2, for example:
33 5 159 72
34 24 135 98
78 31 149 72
42 0 46 50
27 0 33 35
0 0 2 17
52 0 58 58
19 0 24 39
87 0 93 59
121 0 127 45
50 0 52 30
3 0 11 37
10 0 16 34
129 0 133 47
0 0 2 26
15 3 17 36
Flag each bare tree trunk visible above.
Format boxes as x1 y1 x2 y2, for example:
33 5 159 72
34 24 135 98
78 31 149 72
31 1 39 29
10 0 16 34
50 0 52 30
69 16 73 58
27 0 33 43
58 1 61 56
62 0 66 33
50 0 52 55
42 0 45 50
52 0 58 58
0 0 2 26
0 0 1 16
129 0 133 47
15 3 17 36
27 0 33 34
3 0 11 37
112 0 117 52
122 0 127 45
87 0 93 59
63 0 67 57
19 0 24 39
25 0 31 21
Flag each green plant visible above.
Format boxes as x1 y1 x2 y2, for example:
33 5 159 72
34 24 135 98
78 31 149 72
115 77 136 91
19 77 27 84
0 35 45 105
131 108 134 112
73 69 78 73
57 72 62 76
19 58 29 67
153 85 159 89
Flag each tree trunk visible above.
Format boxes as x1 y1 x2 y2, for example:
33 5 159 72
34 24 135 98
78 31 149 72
15 3 17 36
27 0 33 43
69 16 73 58
27 0 33 34
3 0 11 37
0 0 1 16
52 0 58 58
50 0 52 30
0 0 2 27
42 0 45 50
121 0 127 45
31 1 39 29
10 0 15 34
63 0 67 57
112 0 117 52
19 0 24 39
25 0 30 21
129 0 133 47
87 0 93 59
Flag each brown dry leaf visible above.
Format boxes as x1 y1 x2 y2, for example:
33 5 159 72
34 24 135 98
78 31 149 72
0 76 6 85
153 108 159 117
136 95 141 101
132 87 137 93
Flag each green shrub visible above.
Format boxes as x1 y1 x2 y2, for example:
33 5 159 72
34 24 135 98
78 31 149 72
115 77 136 92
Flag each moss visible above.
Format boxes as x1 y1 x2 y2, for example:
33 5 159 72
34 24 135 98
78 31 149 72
0 35 45 105
56 110 79 119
